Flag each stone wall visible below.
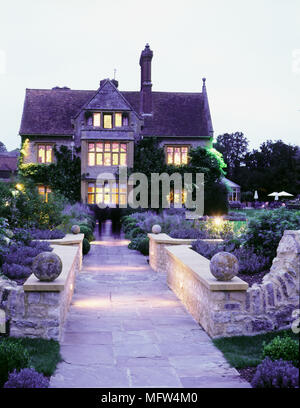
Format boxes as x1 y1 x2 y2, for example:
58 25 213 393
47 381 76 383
148 233 223 274
0 235 83 340
153 230 300 338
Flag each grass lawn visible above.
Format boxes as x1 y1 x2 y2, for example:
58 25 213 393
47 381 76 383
231 209 263 219
213 329 299 369
0 336 61 377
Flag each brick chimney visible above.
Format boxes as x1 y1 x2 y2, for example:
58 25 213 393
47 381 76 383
139 44 153 115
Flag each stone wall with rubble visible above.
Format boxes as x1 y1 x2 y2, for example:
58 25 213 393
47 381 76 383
0 236 83 340
152 230 300 338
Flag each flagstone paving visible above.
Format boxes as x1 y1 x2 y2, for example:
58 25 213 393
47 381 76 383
50 220 250 388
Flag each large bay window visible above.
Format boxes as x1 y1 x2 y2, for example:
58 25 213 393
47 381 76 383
87 182 127 206
166 146 188 165
88 142 127 166
37 144 53 164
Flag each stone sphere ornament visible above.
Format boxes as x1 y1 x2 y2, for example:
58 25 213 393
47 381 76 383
209 252 239 281
152 224 162 234
71 225 81 234
32 252 63 282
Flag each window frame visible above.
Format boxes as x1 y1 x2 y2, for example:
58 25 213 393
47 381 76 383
91 112 130 129
93 112 101 127
38 185 52 202
87 141 127 167
37 143 54 164
165 145 189 165
87 181 127 206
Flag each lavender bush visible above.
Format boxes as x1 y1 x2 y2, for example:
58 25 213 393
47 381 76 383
4 368 49 388
169 228 207 239
12 228 32 244
28 228 65 240
192 240 270 274
1 241 53 281
251 358 299 388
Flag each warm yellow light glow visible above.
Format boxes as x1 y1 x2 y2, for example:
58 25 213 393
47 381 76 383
15 183 24 191
73 298 111 309
91 240 130 246
213 216 223 226
84 265 149 272
72 296 179 310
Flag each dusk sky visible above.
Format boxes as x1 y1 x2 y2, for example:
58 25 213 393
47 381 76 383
0 0 299 151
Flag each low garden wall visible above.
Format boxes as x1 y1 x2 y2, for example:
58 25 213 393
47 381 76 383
0 234 84 340
149 230 300 338
148 233 223 274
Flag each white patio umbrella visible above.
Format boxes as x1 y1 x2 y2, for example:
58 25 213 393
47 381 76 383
268 192 279 200
254 190 258 200
278 191 294 197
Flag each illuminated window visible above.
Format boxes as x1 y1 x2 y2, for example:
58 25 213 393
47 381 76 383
38 185 52 202
37 144 53 164
115 113 122 127
88 142 127 166
103 114 112 129
166 146 188 165
93 113 101 127
166 188 187 205
87 182 127 206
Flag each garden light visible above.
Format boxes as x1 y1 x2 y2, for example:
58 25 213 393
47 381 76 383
213 216 223 227
15 183 24 191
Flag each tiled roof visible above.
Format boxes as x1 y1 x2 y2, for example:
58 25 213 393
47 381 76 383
20 88 212 137
0 155 18 172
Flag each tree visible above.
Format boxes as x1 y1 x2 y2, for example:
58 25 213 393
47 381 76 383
235 140 300 200
0 141 7 153
214 132 249 177
132 140 228 214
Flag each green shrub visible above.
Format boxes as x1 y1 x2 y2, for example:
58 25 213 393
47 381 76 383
137 236 149 255
79 225 94 242
128 234 149 255
262 335 299 367
82 238 91 255
126 226 144 239
123 221 138 234
242 208 300 260
0 339 30 387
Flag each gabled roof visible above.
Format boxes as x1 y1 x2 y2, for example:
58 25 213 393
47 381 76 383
20 87 213 137
222 177 240 188
84 80 135 111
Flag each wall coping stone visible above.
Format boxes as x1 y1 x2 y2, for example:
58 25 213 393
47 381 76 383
148 233 223 245
36 233 84 246
165 244 248 291
23 245 78 292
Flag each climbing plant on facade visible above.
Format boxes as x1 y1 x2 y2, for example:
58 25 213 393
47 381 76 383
19 145 81 203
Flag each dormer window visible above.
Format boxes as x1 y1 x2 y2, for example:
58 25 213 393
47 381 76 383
115 113 122 127
91 112 129 128
93 113 101 127
103 113 113 129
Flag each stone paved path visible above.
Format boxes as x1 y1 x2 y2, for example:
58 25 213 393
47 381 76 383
50 220 250 388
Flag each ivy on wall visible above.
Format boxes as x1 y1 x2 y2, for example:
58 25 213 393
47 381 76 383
19 144 81 203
